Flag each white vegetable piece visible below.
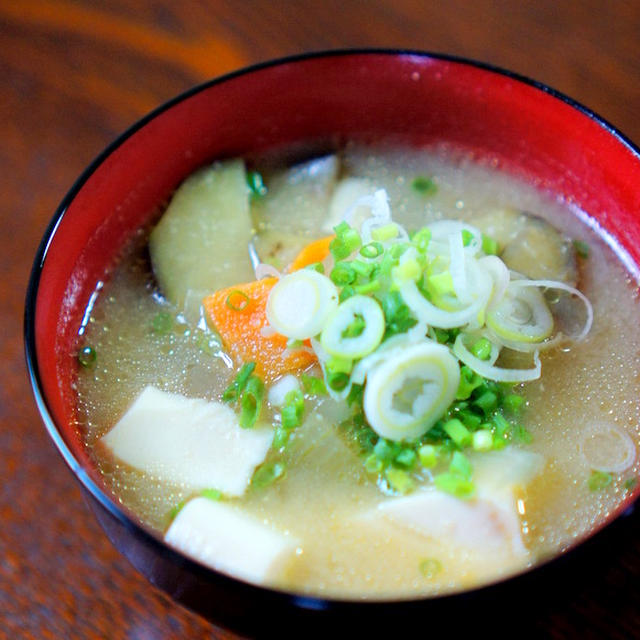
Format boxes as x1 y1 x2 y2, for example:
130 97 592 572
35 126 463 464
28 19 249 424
370 448 544 558
320 295 385 359
100 386 273 496
165 497 298 584
149 159 254 309
377 489 527 555
268 374 301 407
324 176 375 232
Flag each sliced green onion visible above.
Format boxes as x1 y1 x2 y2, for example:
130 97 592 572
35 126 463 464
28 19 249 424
226 290 251 311
330 262 357 286
385 467 413 494
473 390 498 414
152 311 173 334
272 426 290 449
281 389 304 430
239 376 264 428
364 454 384 474
355 280 381 295
201 488 222 501
472 429 493 451
266 269 338 340
306 261 325 274
482 233 499 256
301 373 327 396
339 285 356 303
412 227 432 253
371 223 399 242
395 448 417 469
330 221 361 259
411 176 437 196
443 419 471 447
504 393 524 412
453 334 541 383
360 242 384 258
374 438 398 462
573 239 590 259
252 461 286 488
418 444 438 468
588 470 613 491
449 451 472 478
351 260 376 278
321 295 385 359
327 370 350 391
381 290 417 338
419 557 442 578
486 282 553 343
222 362 256 402
461 229 475 247
471 337 492 360
363 342 460 441
78 345 97 368
246 170 267 198
434 472 474 498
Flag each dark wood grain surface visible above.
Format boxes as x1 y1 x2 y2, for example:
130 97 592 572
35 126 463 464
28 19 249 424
3 1 640 638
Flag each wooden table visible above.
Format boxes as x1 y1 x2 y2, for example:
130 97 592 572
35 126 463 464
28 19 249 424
3 1 639 637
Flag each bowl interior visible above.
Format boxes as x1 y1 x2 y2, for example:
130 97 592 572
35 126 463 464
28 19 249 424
29 49 640 580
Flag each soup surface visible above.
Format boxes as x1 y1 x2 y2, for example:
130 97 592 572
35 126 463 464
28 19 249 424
75 145 640 598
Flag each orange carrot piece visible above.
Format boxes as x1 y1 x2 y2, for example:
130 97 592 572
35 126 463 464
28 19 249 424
203 278 316 382
288 235 333 272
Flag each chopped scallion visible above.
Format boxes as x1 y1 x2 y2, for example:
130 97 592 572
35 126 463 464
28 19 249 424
246 170 267 198
411 176 437 196
152 311 173 334
222 362 256 403
201 488 222 501
443 419 471 447
573 239 590 259
385 467 413 494
301 373 327 396
239 375 264 428
252 461 286 488
360 242 384 258
78 345 97 368
226 289 250 311
418 557 442 578
588 470 613 491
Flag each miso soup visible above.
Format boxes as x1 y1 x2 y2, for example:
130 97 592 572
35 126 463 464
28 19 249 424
75 145 640 598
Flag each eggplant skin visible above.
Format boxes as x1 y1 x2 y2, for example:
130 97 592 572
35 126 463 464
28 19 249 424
472 208 578 286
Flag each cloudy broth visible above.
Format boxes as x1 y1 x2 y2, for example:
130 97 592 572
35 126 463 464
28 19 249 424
75 145 640 598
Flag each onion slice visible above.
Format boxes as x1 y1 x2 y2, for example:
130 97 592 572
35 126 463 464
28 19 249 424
364 341 460 441
266 270 338 340
320 295 385 359
453 334 541 383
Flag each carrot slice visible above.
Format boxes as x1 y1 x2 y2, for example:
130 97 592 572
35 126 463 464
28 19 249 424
203 278 316 382
288 235 333 272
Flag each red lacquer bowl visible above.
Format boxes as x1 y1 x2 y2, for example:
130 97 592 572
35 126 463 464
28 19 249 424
25 51 640 636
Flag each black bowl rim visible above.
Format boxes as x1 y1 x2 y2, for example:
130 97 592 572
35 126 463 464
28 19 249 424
24 47 640 612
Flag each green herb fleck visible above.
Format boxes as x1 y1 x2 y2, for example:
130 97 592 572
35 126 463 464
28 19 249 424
573 239 590 259
588 470 613 491
152 311 173 334
78 345 97 368
201 488 222 501
252 461 286 488
419 557 442 579
247 170 267 198
411 176 438 196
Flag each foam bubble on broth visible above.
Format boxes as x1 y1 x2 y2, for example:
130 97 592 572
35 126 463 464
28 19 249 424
75 145 640 597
